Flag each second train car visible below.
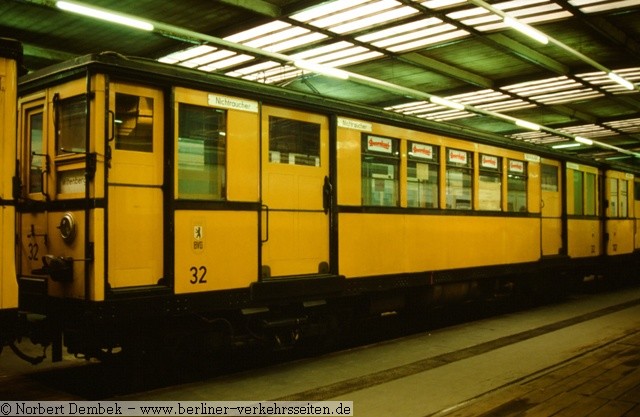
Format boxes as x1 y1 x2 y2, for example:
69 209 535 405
9 50 640 360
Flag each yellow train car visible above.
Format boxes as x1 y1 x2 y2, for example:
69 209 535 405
11 52 640 360
336 117 542 283
0 38 21 347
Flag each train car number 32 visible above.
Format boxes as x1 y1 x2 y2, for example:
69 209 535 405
189 266 208 284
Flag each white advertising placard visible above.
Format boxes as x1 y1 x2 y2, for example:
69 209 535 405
481 154 498 169
509 159 525 173
448 149 467 164
367 135 393 153
410 143 434 159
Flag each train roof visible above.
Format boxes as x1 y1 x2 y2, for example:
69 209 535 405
18 51 640 175
0 38 22 62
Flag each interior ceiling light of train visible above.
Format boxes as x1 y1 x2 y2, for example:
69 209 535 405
4 0 640 167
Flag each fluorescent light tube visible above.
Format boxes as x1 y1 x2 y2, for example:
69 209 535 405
608 72 635 90
575 136 593 146
430 95 465 111
552 142 581 149
515 119 541 131
56 1 154 31
504 16 548 45
294 60 349 80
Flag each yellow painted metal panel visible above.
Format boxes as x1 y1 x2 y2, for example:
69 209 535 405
108 187 163 288
606 219 634 255
528 161 541 214
0 205 17 310
0 55 18 309
541 218 563 256
90 208 105 301
262 211 329 276
174 211 257 293
227 109 259 202
339 213 540 278
337 124 362 206
542 187 562 218
567 219 601 258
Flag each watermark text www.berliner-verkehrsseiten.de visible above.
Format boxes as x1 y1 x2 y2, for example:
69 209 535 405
0 401 354 416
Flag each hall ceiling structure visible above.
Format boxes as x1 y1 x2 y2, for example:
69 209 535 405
1 0 640 168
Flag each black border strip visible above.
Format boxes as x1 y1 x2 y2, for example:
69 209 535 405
174 200 260 211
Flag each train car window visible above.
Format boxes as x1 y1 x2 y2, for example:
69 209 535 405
445 148 472 210
610 178 629 218
55 95 86 154
620 180 628 218
585 172 596 216
177 103 227 200
635 179 640 202
362 134 399 207
507 159 527 212
27 108 44 194
115 93 154 152
573 171 584 215
610 178 619 217
407 142 438 208
269 116 320 166
478 154 502 211
541 164 558 192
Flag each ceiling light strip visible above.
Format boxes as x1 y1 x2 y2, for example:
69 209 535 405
56 1 154 31
467 0 638 92
51 0 640 159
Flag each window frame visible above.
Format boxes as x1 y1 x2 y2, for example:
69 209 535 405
268 116 321 167
445 147 473 210
478 153 502 211
361 133 400 207
24 104 45 196
407 141 439 209
507 159 528 213
176 102 228 201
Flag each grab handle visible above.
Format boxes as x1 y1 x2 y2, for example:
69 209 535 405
261 204 269 243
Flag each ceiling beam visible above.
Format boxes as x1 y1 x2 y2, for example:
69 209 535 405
216 0 281 18
487 34 569 75
558 0 640 60
399 52 494 90
22 43 77 61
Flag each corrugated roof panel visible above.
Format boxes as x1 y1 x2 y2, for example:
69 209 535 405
570 0 640 13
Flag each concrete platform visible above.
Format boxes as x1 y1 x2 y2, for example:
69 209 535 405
121 285 640 417
432 330 640 417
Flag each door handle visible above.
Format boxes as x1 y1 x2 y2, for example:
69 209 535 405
323 176 332 214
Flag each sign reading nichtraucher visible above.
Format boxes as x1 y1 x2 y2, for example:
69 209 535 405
208 94 258 113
